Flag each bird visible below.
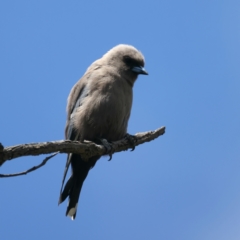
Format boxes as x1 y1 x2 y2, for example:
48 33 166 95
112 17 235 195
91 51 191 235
58 44 148 220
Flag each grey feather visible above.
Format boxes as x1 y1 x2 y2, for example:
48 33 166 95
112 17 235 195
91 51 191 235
59 44 148 219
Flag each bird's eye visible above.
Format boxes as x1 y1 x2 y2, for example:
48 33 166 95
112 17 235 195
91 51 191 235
123 56 136 66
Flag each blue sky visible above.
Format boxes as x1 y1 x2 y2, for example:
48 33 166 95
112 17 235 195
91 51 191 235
1 0 240 239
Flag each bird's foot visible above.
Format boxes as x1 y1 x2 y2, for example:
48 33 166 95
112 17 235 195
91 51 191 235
97 138 114 161
124 133 137 151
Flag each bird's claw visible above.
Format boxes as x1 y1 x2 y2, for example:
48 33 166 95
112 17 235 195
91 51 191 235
124 133 137 151
97 138 114 161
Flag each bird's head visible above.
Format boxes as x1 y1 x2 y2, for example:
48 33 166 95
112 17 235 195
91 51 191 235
102 44 148 86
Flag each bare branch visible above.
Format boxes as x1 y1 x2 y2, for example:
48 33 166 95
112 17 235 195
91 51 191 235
0 127 165 167
0 152 58 177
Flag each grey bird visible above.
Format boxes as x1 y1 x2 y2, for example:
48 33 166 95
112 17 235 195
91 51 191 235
58 44 148 220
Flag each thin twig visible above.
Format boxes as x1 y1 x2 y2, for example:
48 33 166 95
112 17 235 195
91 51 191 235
0 152 58 178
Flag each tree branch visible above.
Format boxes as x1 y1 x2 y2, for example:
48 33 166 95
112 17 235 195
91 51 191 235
0 127 165 167
0 153 58 177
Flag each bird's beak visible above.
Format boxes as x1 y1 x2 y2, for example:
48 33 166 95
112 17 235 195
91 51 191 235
131 66 148 75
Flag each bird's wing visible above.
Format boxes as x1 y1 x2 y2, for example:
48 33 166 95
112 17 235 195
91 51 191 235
59 81 90 195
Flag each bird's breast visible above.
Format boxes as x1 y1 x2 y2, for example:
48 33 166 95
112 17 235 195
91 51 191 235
88 80 132 141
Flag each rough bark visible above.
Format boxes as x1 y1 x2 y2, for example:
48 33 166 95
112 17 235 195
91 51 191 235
0 127 165 167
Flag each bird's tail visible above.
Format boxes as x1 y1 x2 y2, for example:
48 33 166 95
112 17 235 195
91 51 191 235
65 174 86 220
59 154 93 220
